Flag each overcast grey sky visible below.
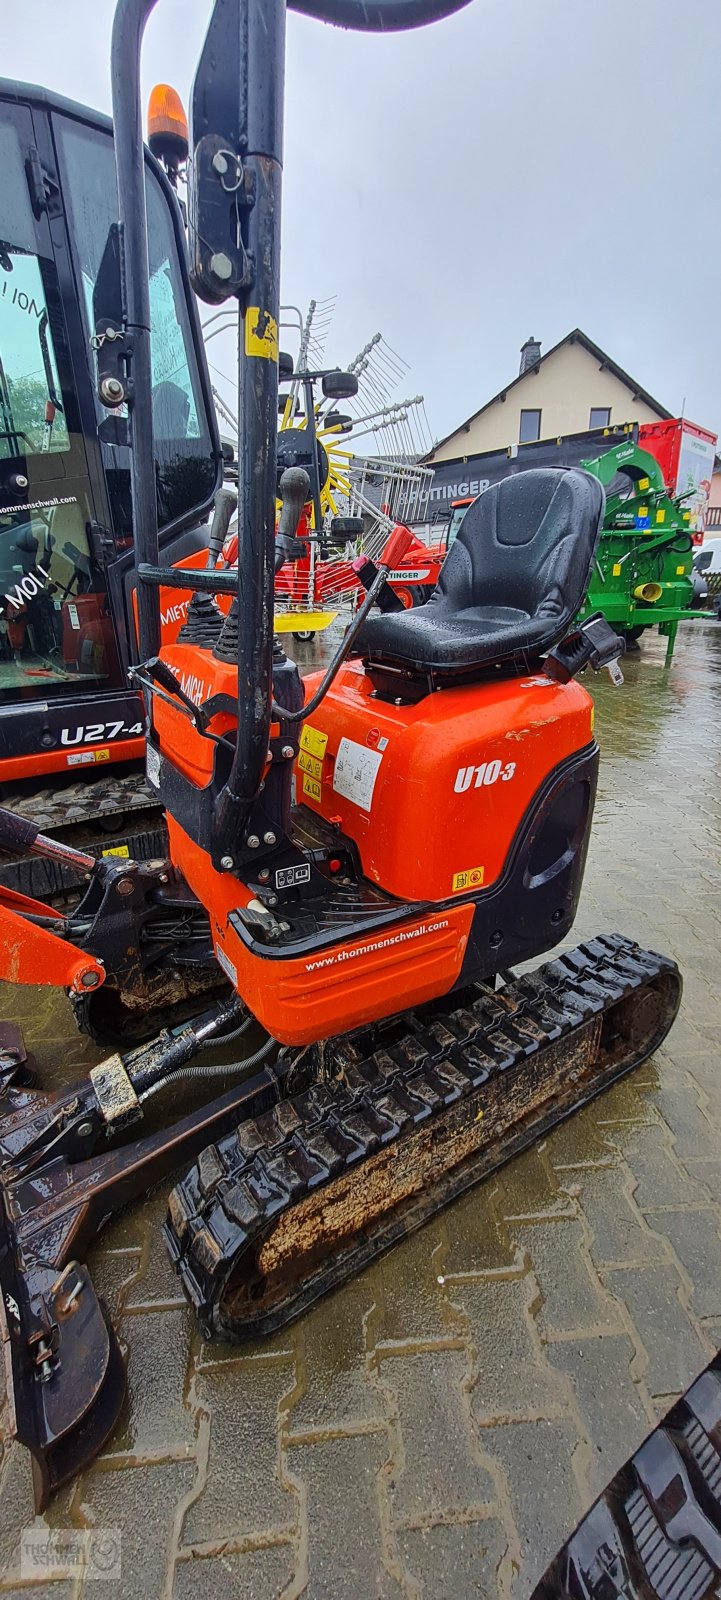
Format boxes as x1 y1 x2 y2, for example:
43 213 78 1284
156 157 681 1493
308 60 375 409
5 0 720 442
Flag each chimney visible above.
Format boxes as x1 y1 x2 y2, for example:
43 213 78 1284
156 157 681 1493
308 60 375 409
519 337 542 375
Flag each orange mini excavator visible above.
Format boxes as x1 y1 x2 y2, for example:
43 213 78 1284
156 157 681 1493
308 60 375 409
0 0 680 1507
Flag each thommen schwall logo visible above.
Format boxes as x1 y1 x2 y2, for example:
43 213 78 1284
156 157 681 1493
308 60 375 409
21 1525 122 1581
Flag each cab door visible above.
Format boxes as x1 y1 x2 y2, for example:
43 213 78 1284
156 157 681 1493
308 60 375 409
0 100 123 708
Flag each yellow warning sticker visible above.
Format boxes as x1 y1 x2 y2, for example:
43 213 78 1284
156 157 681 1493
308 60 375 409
245 307 278 362
676 565 685 576
300 724 328 760
102 844 131 859
303 773 322 803
638 505 648 518
655 508 666 524
638 477 650 491
298 749 323 781
452 866 484 892
612 562 622 576
69 747 112 766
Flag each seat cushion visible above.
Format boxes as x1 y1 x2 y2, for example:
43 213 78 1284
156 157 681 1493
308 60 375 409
359 605 548 671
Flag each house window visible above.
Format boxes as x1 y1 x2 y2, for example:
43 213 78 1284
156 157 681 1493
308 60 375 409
589 407 611 429
519 409 541 443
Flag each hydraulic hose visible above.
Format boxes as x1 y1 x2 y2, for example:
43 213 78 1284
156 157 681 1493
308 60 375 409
198 1016 254 1049
139 1033 277 1102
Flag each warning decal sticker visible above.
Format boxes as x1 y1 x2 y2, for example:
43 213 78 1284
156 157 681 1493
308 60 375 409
298 749 323 781
299 724 328 760
452 866 484 892
333 736 384 811
245 308 279 362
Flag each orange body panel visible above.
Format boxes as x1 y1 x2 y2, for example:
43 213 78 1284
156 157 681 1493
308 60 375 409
0 737 145 786
153 644 243 786
295 663 594 901
155 637 593 1041
166 817 474 1045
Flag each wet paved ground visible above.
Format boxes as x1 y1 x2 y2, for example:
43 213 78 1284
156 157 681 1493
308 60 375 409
2 619 721 1598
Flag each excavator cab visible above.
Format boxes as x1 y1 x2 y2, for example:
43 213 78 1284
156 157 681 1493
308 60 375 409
0 83 220 782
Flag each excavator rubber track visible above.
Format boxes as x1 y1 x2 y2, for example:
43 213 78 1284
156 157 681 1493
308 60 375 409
1 772 156 834
530 1351 721 1600
164 934 681 1341
0 773 163 902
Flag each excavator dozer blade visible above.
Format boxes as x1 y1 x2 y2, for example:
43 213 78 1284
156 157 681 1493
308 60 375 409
0 1231 126 1510
530 1351 721 1600
165 934 682 1341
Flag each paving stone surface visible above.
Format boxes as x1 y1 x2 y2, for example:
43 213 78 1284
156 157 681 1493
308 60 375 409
2 622 721 1597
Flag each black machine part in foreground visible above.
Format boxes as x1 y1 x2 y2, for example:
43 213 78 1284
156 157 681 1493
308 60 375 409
531 1352 721 1600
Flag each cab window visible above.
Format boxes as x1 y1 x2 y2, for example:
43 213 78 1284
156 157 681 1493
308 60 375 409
1 253 70 458
55 116 217 537
0 106 122 701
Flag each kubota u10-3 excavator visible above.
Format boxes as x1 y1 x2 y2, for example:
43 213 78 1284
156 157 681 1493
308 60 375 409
0 0 681 1509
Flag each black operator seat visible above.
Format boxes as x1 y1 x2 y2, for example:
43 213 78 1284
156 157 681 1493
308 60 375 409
358 468 606 676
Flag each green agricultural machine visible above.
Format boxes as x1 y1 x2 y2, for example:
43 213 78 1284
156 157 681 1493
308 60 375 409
577 438 707 662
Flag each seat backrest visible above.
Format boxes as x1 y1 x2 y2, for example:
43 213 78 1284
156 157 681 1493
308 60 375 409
429 467 605 626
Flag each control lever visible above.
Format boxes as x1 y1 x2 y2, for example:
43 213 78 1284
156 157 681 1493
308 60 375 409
207 487 238 569
275 467 311 573
0 806 94 872
351 524 417 614
543 613 625 687
142 657 208 731
351 555 404 613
